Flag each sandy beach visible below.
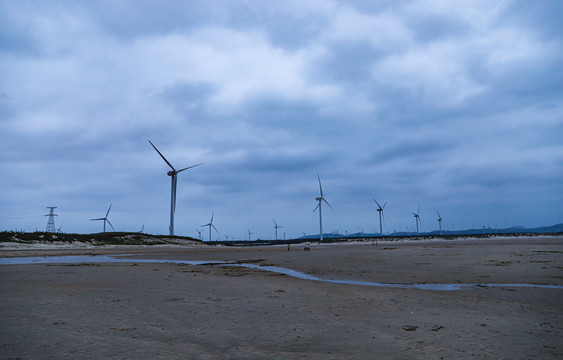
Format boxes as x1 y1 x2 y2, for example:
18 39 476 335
1 236 562 359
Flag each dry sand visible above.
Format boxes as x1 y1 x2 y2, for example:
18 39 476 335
1 236 562 359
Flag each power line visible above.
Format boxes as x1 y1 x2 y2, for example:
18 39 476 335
0 215 43 220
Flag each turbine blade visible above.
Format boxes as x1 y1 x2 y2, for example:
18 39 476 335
106 219 115 231
273 218 277 226
173 175 177 213
210 212 214 223
212 224 218 233
323 198 333 210
313 203 320 212
90 218 104 221
177 163 204 173
382 201 387 209
106 204 112 217
148 140 176 171
374 199 381 208
317 174 323 197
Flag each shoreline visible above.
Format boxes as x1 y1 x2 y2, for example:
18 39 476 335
1 233 560 256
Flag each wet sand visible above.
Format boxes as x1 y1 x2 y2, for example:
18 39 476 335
1 236 562 359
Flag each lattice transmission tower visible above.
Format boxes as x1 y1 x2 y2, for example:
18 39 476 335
45 207 58 233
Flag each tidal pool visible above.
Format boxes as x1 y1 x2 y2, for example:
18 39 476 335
1 255 561 291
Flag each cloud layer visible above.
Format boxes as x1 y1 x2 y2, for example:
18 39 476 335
1 0 562 238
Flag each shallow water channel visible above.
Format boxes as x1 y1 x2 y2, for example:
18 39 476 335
1 255 561 291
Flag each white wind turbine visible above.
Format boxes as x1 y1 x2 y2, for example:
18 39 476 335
195 229 202 240
437 212 443 235
201 213 218 242
314 174 332 242
373 199 386 236
90 204 114 233
273 219 283 240
149 140 203 236
412 206 421 234
247 228 253 241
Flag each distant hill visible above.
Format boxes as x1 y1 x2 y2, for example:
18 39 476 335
1 223 561 248
298 223 563 240
0 231 207 247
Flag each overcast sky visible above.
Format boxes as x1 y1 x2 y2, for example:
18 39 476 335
1 0 562 239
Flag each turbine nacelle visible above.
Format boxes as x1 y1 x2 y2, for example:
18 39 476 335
167 170 176 176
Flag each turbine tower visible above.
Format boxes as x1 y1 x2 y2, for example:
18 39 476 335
201 213 217 242
149 140 203 236
437 212 443 235
373 200 386 236
412 206 421 234
90 204 114 233
273 219 283 240
314 174 332 242
44 207 58 233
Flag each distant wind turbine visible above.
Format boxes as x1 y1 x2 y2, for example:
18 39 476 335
314 174 332 242
149 140 203 236
90 204 115 233
139 223 145 233
201 213 218 242
373 199 386 236
195 229 202 240
273 219 283 240
437 212 443 235
247 228 253 241
56 221 64 234
412 206 421 234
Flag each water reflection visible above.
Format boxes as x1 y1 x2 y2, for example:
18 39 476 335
1 255 561 291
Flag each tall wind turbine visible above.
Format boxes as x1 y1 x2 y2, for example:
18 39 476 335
273 219 283 240
90 204 114 233
247 228 253 241
149 140 203 236
201 213 218 242
437 212 443 235
314 174 332 242
412 206 421 234
373 199 386 236
195 229 202 240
